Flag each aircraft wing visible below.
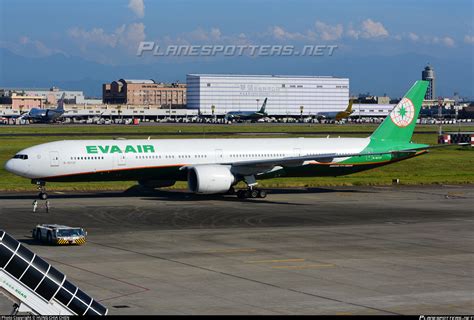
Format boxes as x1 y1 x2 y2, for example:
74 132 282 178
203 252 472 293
223 143 469 175
228 142 468 170
60 110 106 119
180 150 405 174
181 143 468 177
59 112 80 118
17 112 31 120
227 150 411 169
316 112 336 119
215 150 418 177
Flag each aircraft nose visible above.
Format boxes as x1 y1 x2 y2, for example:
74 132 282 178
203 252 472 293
5 159 16 174
5 158 29 176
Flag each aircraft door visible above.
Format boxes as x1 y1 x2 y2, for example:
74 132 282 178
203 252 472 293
293 148 301 157
215 149 223 163
115 153 126 166
49 151 60 167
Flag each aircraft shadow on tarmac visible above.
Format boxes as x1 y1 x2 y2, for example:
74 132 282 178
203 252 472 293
0 186 372 203
17 237 58 247
140 193 304 206
17 238 88 248
139 187 370 205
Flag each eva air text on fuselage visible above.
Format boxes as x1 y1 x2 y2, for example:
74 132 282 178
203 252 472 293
86 145 155 154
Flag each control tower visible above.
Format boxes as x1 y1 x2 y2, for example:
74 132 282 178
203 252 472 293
422 64 436 100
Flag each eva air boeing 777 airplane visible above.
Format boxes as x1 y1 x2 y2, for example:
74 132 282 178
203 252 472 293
5 81 450 199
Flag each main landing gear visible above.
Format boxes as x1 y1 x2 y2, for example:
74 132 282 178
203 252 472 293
235 175 267 199
236 188 267 199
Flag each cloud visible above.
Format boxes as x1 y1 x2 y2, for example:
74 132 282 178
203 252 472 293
157 27 253 48
210 28 222 40
68 23 146 50
270 26 308 41
346 24 360 39
464 35 474 44
346 19 389 39
270 23 344 41
185 27 223 42
118 23 146 47
0 36 63 57
128 0 145 18
360 19 389 38
314 21 343 41
68 27 117 47
408 32 419 42
431 36 455 47
19 37 55 55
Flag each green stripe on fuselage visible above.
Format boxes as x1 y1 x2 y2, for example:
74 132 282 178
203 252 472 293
340 140 429 166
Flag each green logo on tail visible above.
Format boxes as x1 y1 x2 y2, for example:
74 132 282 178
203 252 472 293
390 97 415 127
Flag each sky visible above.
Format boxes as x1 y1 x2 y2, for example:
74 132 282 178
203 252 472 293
0 0 473 97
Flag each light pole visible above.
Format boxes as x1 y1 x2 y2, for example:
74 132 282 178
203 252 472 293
117 105 122 121
168 98 172 121
438 98 443 135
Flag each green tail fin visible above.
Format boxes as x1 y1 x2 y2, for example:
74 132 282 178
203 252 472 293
370 80 428 143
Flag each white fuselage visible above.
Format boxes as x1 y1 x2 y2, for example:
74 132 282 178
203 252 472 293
6 137 371 180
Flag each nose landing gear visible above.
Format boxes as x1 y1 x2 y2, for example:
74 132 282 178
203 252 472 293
31 180 51 213
34 180 48 200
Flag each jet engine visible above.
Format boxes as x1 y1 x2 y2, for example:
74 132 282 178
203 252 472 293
187 165 236 194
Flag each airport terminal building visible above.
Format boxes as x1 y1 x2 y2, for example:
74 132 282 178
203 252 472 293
186 74 349 116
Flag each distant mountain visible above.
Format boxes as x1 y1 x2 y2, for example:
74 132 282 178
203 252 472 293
0 48 471 98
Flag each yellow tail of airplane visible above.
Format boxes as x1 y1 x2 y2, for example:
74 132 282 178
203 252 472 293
335 100 354 121
345 99 353 113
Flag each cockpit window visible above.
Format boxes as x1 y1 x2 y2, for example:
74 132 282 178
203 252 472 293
13 154 28 160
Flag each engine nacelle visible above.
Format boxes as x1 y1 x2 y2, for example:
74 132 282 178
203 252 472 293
187 165 235 194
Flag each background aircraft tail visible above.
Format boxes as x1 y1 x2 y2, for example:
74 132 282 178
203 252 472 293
346 99 353 113
370 80 428 143
57 93 66 111
259 98 268 113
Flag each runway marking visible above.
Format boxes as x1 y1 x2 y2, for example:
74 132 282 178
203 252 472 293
205 248 257 253
271 263 335 270
246 258 305 264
